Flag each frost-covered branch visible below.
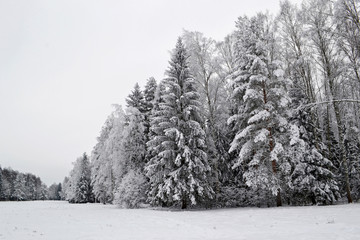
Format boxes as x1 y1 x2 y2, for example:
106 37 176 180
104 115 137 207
300 99 360 108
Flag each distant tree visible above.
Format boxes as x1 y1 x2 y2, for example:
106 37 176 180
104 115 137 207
39 183 48 200
1 168 16 200
48 183 62 200
56 183 62 200
13 173 26 201
66 153 93 203
61 177 69 200
0 167 48 201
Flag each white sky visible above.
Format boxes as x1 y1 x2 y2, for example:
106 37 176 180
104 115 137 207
0 0 302 186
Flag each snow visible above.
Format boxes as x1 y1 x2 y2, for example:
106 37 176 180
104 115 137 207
1 201 360 240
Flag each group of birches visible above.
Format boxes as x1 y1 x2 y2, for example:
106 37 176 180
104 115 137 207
61 0 360 209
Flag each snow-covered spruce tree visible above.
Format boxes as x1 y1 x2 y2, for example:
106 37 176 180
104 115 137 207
145 80 168 206
229 14 291 207
75 153 93 203
146 38 214 209
126 83 146 113
143 77 158 147
91 105 126 204
144 77 157 114
66 153 93 203
113 107 147 208
286 79 340 205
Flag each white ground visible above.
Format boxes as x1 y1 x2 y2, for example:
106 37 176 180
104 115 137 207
0 201 359 240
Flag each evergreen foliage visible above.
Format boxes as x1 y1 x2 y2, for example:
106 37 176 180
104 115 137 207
229 14 291 206
146 38 214 209
64 153 93 203
126 83 145 113
90 105 126 204
113 107 147 207
0 167 48 201
59 0 360 208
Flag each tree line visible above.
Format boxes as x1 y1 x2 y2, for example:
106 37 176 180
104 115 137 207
0 166 62 201
62 0 360 208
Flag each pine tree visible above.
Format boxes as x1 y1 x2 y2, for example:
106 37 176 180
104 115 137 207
146 38 214 209
229 14 291 207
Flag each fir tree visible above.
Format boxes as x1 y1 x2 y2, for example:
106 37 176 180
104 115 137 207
126 83 145 113
75 153 92 203
145 80 168 207
287 82 340 204
146 38 214 209
143 77 158 144
143 77 157 114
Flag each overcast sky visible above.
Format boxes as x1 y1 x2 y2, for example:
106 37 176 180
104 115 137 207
0 0 302 186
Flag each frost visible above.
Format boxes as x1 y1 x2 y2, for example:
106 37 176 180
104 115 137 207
248 110 270 124
243 89 261 102
274 69 284 78
254 128 269 143
277 116 288 127
270 142 284 162
233 141 253 169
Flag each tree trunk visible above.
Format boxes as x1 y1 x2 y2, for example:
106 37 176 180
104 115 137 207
181 198 187 209
264 80 282 207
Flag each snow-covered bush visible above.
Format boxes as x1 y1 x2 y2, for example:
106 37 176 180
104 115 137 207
114 170 147 208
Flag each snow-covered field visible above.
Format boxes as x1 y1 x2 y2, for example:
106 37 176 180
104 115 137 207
0 201 359 240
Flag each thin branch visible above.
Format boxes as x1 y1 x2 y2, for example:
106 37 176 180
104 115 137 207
300 99 360 108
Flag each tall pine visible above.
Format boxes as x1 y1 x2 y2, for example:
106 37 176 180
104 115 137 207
229 14 291 206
